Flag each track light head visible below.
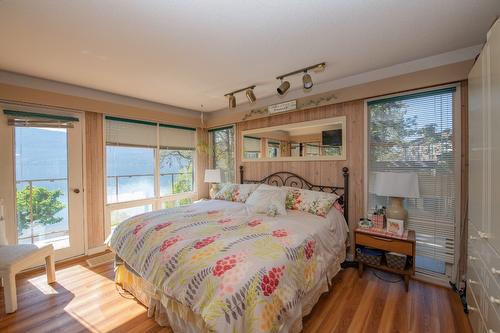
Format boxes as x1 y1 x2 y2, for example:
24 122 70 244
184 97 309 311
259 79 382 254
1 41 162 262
246 88 256 103
302 72 313 89
228 94 236 108
277 80 290 95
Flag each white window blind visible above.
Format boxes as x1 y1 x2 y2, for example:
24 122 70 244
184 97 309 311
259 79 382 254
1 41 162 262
243 136 261 152
159 124 196 149
367 87 457 278
106 117 157 147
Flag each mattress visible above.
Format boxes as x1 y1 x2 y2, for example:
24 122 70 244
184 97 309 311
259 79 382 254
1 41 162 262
108 199 348 332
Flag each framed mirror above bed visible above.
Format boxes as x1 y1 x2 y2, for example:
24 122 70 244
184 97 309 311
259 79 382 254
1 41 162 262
241 116 346 162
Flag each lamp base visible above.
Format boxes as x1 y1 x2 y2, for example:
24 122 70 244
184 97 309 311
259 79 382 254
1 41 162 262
209 184 219 199
386 197 408 226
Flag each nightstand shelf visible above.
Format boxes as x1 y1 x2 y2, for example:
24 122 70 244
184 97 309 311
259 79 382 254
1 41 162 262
354 228 416 291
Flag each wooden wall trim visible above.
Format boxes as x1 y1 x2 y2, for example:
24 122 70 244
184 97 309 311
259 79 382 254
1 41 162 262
85 112 105 249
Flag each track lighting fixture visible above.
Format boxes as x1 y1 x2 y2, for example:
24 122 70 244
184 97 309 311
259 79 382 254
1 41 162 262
224 85 256 109
276 62 325 95
228 94 236 108
302 72 313 89
246 88 256 103
277 80 290 95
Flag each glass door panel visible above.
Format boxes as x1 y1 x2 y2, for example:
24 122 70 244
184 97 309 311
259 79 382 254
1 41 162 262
15 121 84 260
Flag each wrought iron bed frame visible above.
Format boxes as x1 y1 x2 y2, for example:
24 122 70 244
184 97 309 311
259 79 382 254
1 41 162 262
239 165 349 224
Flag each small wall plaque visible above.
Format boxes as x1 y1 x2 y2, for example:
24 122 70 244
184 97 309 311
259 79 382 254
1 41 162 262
268 100 297 114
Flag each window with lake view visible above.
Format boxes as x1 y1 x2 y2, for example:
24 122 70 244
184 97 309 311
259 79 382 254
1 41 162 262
105 117 197 229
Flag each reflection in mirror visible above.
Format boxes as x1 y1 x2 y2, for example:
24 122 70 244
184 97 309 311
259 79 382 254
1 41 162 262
241 116 346 161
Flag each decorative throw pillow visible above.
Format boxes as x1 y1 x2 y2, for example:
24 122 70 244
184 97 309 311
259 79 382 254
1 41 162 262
245 184 287 216
283 186 338 217
213 183 259 203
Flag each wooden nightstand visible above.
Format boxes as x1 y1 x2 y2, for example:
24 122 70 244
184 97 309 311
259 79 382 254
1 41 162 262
354 228 416 291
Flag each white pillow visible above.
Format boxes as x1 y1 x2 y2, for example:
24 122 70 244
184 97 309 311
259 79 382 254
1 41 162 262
245 184 287 216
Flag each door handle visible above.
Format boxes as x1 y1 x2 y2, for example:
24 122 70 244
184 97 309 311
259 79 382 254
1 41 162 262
73 189 81 194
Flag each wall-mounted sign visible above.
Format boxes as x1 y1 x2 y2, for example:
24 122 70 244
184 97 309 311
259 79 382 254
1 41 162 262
268 100 297 114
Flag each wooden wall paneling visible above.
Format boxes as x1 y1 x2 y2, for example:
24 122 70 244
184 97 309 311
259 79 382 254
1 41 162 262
236 100 365 253
85 112 105 249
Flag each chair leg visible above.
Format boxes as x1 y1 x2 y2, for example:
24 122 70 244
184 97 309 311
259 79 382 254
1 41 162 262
45 254 56 284
4 273 17 313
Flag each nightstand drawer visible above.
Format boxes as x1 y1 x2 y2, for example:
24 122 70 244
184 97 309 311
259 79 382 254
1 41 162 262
356 233 413 256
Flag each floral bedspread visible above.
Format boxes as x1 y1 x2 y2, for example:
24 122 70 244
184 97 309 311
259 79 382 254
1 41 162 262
108 200 346 333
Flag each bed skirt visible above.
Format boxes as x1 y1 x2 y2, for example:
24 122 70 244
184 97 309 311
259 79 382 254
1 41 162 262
115 251 345 333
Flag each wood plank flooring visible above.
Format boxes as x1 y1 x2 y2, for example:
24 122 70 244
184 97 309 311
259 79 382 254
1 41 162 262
0 258 471 332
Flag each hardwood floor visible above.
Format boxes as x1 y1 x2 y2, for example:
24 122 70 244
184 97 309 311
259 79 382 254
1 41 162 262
0 258 471 333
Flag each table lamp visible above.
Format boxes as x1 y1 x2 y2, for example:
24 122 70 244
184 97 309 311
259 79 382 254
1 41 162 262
204 169 221 199
372 172 420 225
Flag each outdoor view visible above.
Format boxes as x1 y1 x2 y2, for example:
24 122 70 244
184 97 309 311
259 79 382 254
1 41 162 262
15 127 69 249
211 127 235 183
368 89 455 276
106 144 195 227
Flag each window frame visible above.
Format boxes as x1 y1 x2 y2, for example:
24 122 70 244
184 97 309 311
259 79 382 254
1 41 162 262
208 125 236 183
103 119 198 236
363 83 461 285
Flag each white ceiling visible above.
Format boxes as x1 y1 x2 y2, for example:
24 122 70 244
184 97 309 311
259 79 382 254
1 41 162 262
0 0 499 112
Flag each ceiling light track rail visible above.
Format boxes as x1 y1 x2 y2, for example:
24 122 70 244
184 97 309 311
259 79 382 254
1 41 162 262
224 85 256 97
275 62 325 80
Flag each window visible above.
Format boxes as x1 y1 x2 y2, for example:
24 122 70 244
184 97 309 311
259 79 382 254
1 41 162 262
210 126 235 183
243 136 261 159
105 117 197 231
159 125 195 196
15 127 70 248
367 87 458 280
267 141 280 158
106 119 156 203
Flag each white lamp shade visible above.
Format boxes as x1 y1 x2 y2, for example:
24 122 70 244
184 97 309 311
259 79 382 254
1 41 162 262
204 169 221 183
372 172 420 198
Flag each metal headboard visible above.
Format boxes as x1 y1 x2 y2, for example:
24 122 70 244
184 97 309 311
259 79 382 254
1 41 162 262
239 165 349 223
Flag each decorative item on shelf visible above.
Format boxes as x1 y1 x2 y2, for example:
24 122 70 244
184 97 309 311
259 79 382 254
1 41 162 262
386 218 405 236
372 172 420 228
358 218 372 229
371 205 386 229
204 169 221 199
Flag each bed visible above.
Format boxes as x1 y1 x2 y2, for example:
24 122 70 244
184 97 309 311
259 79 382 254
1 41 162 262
107 166 350 333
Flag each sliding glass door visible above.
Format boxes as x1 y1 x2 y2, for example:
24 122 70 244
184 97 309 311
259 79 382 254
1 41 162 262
13 112 84 260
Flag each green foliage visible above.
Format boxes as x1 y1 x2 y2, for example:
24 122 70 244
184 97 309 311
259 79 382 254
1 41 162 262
212 128 235 182
16 186 65 231
160 149 194 195
369 101 417 161
174 164 194 194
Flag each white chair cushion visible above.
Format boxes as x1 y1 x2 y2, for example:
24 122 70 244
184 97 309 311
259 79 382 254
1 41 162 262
0 244 52 269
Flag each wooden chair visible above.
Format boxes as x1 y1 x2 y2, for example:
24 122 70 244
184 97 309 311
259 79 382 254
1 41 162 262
0 244 56 313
